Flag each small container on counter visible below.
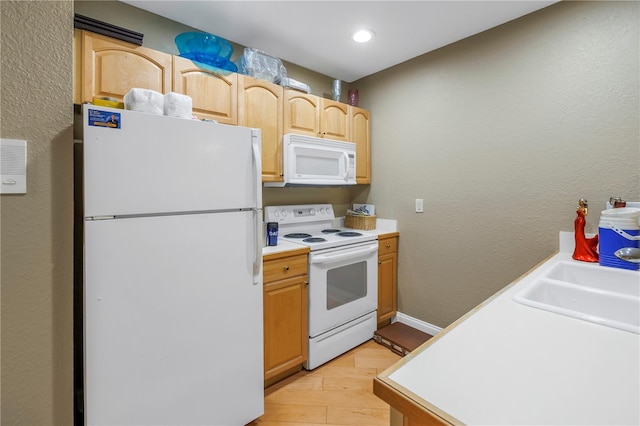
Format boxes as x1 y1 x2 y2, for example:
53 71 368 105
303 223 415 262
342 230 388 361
266 222 279 246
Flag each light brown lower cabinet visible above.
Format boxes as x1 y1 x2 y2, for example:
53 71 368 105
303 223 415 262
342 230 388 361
262 248 309 385
377 233 399 328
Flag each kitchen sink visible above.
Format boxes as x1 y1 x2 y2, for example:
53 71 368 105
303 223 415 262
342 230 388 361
513 261 640 334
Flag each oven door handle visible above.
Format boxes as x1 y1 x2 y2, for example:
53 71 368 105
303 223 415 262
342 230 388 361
309 243 378 265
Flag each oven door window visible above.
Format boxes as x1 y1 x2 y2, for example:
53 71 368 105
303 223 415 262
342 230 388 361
326 260 367 310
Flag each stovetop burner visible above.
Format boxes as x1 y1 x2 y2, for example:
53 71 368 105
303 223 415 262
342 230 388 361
284 233 312 239
303 237 327 243
337 231 363 237
321 229 341 234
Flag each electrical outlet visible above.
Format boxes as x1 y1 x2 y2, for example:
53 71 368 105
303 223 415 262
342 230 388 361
415 198 424 213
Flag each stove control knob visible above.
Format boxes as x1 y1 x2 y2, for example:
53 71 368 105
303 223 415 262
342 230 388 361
309 208 315 215
273 210 280 217
281 210 288 217
319 208 325 214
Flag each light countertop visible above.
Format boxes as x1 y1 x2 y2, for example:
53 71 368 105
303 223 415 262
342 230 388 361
375 247 640 425
262 239 308 256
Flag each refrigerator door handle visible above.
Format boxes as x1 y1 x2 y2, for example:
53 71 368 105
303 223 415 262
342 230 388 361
251 129 263 285
253 208 263 284
252 129 262 209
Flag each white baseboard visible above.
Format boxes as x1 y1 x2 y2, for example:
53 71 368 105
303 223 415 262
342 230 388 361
392 312 443 336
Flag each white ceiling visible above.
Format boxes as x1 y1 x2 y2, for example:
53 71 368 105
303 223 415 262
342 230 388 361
120 0 559 83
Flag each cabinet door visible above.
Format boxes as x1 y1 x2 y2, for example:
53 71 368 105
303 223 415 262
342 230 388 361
263 275 308 380
283 91 320 137
74 29 82 104
173 56 238 124
378 238 397 326
82 31 172 103
351 106 371 184
238 76 284 182
320 98 350 141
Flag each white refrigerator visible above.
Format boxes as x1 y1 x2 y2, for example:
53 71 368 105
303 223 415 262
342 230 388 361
82 105 263 425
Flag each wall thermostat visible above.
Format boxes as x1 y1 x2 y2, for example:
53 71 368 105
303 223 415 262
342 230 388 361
1 139 27 194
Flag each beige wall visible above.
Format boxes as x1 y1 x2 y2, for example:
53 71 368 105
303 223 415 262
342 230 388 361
1 1 74 425
353 0 640 327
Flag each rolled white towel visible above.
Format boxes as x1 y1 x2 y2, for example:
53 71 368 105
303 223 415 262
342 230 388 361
124 88 164 115
164 92 193 119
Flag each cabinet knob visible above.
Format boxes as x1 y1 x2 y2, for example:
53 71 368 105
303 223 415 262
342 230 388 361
304 281 309 286
283 265 289 271
386 244 391 248
378 261 382 265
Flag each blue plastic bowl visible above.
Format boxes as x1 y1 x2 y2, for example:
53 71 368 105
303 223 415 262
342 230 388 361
175 32 233 60
179 52 238 73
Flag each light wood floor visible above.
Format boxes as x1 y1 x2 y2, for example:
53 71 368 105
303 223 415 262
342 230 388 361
249 339 402 426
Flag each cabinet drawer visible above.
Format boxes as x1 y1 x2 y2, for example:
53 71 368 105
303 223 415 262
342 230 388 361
378 237 398 256
264 254 308 283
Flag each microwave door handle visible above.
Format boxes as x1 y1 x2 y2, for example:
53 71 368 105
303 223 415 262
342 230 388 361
309 244 378 265
342 152 349 179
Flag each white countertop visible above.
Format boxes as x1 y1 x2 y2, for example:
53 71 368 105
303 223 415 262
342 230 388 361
262 239 308 256
382 251 640 425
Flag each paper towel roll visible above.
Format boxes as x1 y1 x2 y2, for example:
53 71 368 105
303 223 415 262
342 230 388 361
124 88 164 115
164 92 193 119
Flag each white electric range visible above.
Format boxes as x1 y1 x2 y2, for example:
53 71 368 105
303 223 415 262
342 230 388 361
265 204 377 250
264 204 379 369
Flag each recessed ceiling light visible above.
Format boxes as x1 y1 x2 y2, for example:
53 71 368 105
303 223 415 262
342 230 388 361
352 29 374 43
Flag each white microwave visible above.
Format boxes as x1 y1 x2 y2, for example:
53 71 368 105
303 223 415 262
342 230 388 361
264 134 356 187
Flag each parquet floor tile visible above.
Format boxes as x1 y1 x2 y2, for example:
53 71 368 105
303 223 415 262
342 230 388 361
250 339 401 426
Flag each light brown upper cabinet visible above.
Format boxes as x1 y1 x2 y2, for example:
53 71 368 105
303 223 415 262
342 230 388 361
173 56 238 124
81 31 172 103
350 106 371 184
283 92 350 142
238 75 284 182
74 29 82 105
320 98 350 142
75 31 371 184
283 91 320 137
